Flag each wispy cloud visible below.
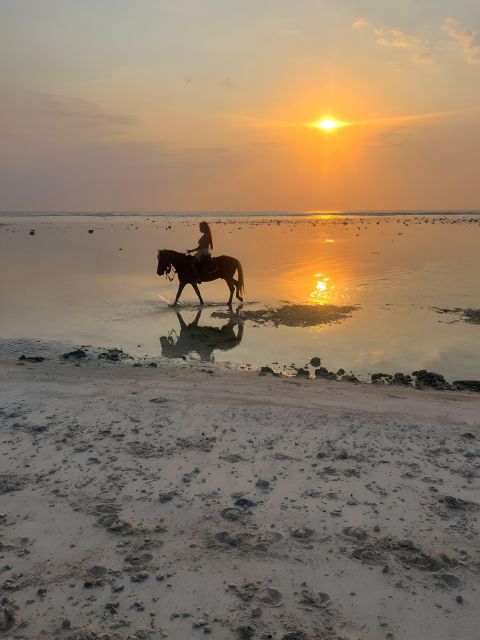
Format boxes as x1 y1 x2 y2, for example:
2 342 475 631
352 17 369 30
356 16 480 67
442 17 480 64
373 26 434 64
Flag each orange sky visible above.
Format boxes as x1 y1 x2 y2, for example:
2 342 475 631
1 1 479 211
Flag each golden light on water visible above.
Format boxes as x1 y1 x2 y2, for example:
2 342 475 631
309 273 335 304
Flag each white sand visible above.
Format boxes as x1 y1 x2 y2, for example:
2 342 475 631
0 359 479 640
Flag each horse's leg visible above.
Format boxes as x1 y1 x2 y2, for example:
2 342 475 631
191 282 204 306
231 278 243 302
172 281 185 306
226 278 234 307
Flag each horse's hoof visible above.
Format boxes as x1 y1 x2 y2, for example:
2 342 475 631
237 296 244 302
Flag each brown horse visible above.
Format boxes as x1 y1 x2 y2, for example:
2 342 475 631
156 249 244 306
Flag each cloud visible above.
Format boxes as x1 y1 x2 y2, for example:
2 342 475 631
374 27 434 64
442 17 480 64
352 17 369 29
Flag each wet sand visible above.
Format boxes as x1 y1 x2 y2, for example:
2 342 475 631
1 358 479 640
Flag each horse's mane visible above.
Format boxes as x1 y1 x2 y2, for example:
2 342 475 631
158 249 185 259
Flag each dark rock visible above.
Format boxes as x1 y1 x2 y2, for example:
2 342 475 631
281 632 307 640
237 624 255 639
62 618 72 630
456 595 464 604
98 348 129 362
314 367 329 378
412 370 449 389
371 372 394 384
342 374 359 383
393 372 412 385
0 597 17 631
336 368 345 376
62 349 87 360
453 380 480 392
260 366 274 374
440 574 461 588
234 497 256 509
255 478 270 492
310 357 321 367
296 367 309 377
88 229 94 234
343 526 369 541
18 355 45 363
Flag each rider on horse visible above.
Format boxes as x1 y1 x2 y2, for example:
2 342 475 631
187 221 213 283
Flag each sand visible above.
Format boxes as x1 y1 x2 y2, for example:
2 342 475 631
0 359 479 640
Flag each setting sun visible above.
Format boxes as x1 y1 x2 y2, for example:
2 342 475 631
312 117 350 132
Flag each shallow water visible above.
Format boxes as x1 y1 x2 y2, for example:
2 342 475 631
1 213 479 380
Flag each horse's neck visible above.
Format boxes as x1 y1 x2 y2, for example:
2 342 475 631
166 250 186 266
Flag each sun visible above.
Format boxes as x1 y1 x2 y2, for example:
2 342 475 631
312 117 350 132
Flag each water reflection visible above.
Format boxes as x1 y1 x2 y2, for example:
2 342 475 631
309 273 335 304
160 307 244 362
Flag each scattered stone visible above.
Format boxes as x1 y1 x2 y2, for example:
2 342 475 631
255 478 270 492
0 597 17 631
62 348 87 359
343 526 369 541
291 527 314 540
98 348 130 362
18 355 45 363
310 357 321 367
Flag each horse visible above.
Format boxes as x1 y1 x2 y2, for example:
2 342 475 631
156 249 244 306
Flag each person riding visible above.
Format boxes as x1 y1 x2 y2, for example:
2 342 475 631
187 221 213 282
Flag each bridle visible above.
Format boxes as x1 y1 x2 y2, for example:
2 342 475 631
164 264 176 281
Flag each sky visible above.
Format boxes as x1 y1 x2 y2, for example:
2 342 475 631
1 0 479 212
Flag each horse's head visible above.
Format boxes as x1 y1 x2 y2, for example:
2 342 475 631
156 250 172 277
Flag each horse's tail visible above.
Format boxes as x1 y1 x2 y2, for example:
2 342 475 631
236 260 245 298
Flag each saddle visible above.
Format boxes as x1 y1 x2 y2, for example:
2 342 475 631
189 255 218 279
199 256 218 278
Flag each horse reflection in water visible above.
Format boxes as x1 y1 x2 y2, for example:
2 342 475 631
160 307 243 362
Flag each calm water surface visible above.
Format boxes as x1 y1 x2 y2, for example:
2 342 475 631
1 214 479 380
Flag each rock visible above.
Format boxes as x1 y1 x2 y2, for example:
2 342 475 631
255 478 270 492
343 526 369 541
336 368 345 376
296 367 309 378
158 491 177 503
281 632 307 640
412 370 449 389
62 618 72 629
18 355 45 363
393 372 412 386
29 229 35 235
290 527 314 540
314 367 329 378
440 574 461 588
88 229 94 234
237 624 256 639
260 366 274 374
342 374 359 383
310 357 321 367
0 598 17 631
371 372 394 384
453 380 480 392
62 348 87 359
456 595 464 604
98 348 129 362
234 497 256 509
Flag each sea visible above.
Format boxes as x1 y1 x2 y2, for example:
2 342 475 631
1 211 479 381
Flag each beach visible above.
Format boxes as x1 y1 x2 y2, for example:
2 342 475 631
1 357 479 640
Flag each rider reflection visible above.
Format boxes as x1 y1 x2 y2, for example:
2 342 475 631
160 306 243 362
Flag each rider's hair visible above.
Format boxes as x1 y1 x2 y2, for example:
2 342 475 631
200 221 213 250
